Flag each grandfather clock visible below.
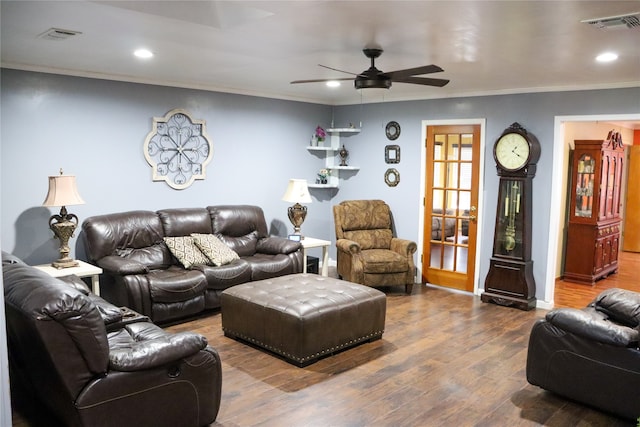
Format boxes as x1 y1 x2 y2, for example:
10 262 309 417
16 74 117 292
482 123 541 311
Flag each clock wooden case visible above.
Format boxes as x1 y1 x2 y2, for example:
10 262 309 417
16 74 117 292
482 123 541 311
563 137 624 285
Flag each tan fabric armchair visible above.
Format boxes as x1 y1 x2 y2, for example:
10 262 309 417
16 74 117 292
333 200 417 294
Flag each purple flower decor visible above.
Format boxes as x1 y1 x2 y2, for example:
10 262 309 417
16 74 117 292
315 126 326 142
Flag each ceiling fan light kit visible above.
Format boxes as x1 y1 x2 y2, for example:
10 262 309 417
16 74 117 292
291 47 449 90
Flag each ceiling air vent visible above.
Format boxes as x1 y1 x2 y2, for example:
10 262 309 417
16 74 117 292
581 12 640 30
37 28 83 41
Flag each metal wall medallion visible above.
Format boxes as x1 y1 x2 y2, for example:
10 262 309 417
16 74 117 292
144 109 213 190
384 168 400 187
385 121 401 140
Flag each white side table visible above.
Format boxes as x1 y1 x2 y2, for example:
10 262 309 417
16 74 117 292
300 237 331 277
33 260 103 295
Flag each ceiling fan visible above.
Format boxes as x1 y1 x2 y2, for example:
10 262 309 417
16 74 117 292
291 47 450 90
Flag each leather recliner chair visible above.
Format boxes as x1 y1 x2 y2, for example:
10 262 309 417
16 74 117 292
3 253 222 427
333 199 417 294
526 288 640 420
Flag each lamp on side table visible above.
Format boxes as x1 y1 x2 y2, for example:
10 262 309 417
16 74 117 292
42 169 85 269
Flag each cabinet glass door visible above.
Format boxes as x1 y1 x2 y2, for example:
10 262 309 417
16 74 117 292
574 153 595 218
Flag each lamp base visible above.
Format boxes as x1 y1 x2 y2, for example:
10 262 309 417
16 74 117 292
287 203 307 239
49 206 80 269
52 258 79 269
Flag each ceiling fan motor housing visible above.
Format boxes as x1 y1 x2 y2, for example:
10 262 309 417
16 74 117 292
354 76 392 89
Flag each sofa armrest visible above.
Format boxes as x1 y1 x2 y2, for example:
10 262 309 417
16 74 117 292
390 238 417 256
336 238 361 254
256 237 301 255
109 330 208 371
546 308 639 347
97 255 149 275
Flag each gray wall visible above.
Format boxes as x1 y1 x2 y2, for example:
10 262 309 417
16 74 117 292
2 69 639 305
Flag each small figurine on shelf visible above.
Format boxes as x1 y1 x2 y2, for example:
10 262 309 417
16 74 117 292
317 168 330 184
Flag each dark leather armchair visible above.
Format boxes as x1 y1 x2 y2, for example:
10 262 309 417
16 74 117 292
333 200 417 294
3 253 222 427
526 288 640 420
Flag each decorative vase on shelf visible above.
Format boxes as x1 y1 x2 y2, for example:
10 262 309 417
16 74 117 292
339 144 349 166
310 135 318 146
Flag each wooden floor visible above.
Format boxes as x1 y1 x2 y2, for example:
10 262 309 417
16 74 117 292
11 252 640 426
554 250 640 308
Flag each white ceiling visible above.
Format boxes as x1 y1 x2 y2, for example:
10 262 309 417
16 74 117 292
1 1 639 106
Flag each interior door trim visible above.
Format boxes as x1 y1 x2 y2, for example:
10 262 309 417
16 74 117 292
418 118 486 295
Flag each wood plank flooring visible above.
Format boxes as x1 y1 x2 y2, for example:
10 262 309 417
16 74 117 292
165 286 636 426
11 252 640 426
554 250 640 308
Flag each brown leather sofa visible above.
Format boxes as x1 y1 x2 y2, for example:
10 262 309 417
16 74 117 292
82 205 303 324
526 288 640 420
3 252 222 427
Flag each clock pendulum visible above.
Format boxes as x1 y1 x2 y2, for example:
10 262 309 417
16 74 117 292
482 123 541 311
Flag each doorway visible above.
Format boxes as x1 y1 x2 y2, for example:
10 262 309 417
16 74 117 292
419 120 485 293
545 114 640 307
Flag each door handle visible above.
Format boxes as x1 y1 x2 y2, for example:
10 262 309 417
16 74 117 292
469 206 477 222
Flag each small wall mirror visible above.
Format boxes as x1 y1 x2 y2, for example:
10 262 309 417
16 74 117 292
384 168 400 187
385 145 400 164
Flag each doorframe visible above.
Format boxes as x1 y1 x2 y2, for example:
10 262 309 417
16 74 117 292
546 113 640 307
419 118 487 295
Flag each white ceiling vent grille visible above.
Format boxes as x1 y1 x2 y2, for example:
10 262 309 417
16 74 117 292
37 28 83 41
581 12 640 30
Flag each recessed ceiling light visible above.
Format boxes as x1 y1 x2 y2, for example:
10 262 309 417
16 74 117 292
596 52 618 62
134 49 154 59
326 81 341 88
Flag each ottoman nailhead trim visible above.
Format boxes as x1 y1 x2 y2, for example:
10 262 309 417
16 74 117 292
223 328 384 364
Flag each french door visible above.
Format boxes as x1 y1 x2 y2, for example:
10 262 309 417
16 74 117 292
422 124 481 292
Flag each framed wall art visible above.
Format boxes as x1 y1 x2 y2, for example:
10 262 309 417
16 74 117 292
144 109 213 190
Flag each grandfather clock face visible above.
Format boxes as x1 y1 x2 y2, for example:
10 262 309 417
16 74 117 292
493 179 525 258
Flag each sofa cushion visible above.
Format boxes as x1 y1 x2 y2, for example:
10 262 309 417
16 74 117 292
163 236 211 268
157 208 213 237
593 288 640 328
147 267 207 304
361 249 409 274
217 231 259 257
191 233 239 266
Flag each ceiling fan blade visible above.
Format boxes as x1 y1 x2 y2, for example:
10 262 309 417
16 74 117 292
394 76 450 87
385 65 444 79
318 64 359 76
290 77 354 84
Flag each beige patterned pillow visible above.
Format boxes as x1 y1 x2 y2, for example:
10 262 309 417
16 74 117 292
163 236 211 268
191 233 240 266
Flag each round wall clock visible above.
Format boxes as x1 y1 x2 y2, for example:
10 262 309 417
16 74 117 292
143 109 214 190
385 121 401 140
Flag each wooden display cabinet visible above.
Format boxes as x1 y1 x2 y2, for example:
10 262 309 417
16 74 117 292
564 138 624 285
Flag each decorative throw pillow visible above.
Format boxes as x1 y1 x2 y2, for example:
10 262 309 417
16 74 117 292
191 233 240 266
163 236 211 269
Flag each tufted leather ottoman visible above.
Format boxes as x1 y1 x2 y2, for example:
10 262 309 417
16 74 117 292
221 273 386 366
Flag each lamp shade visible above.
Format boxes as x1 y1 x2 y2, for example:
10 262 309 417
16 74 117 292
42 174 85 207
282 179 312 204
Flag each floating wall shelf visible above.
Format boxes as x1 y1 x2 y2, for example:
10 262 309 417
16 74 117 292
307 127 360 189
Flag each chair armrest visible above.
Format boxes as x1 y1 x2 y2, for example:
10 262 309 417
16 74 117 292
256 237 301 255
109 331 208 371
98 255 149 275
390 238 417 256
336 238 361 254
546 308 640 347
